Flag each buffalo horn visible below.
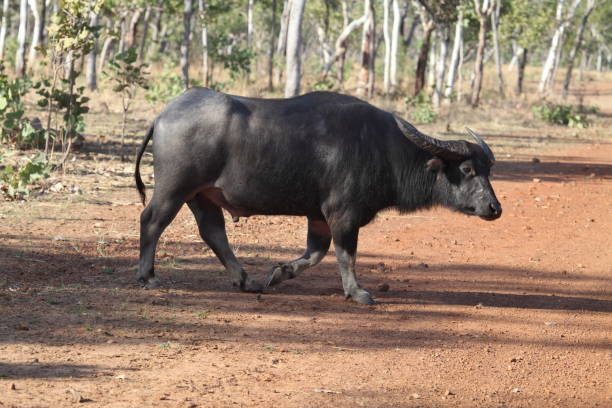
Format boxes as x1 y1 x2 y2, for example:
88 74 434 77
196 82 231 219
394 115 470 161
465 127 495 165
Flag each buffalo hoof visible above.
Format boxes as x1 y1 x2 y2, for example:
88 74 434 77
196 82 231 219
238 279 264 293
139 277 162 289
264 264 294 288
348 289 376 305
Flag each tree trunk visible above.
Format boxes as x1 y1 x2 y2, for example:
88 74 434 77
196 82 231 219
490 0 505 97
390 0 400 89
562 0 595 99
27 0 41 63
247 0 254 47
127 9 142 49
15 0 27 76
198 0 209 86
181 0 194 89
275 0 291 84
39 0 45 45
433 26 449 109
138 6 151 62
445 8 463 103
315 23 332 73
0 0 9 61
86 11 99 91
358 0 375 97
323 13 366 84
515 47 527 96
246 0 254 79
538 0 582 94
403 15 419 49
148 4 162 58
414 21 434 96
267 0 277 91
383 0 391 93
470 0 494 108
284 0 306 97
118 13 128 53
427 30 437 93
578 50 586 81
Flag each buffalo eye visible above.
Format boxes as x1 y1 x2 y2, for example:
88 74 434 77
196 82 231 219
460 165 474 177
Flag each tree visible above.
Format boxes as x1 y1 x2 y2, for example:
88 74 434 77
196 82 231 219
501 0 553 96
490 0 505 97
15 0 28 76
284 0 306 97
538 0 582 95
181 0 194 89
470 0 495 107
358 0 375 97
321 1 366 86
86 10 100 91
445 6 463 103
0 0 9 61
383 0 391 93
198 0 209 86
28 0 42 62
389 0 400 89
562 0 596 98
413 1 435 96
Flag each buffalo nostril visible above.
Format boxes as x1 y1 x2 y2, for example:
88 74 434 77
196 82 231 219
489 203 502 215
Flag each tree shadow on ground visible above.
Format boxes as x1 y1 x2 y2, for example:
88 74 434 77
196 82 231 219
0 362 100 379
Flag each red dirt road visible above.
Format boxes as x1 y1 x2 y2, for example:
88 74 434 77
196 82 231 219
1 137 611 407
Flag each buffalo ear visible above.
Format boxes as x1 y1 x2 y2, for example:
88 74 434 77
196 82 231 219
426 157 445 172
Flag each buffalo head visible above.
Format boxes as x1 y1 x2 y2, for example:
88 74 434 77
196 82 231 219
394 116 502 221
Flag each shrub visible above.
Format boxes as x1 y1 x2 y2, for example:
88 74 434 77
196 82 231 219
404 92 437 124
532 103 595 128
0 152 50 199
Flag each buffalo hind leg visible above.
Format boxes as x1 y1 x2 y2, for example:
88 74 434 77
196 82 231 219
264 218 331 288
138 194 184 287
188 195 262 292
330 223 375 305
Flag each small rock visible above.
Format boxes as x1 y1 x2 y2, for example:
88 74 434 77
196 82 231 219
50 182 64 192
444 390 454 396
410 393 422 399
15 323 30 331
115 374 126 380
544 321 558 326
531 157 540 163
532 178 541 183
377 283 390 292
10 383 16 390
511 387 523 393
314 388 340 394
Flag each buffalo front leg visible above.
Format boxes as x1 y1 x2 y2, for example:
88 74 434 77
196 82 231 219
264 218 332 288
188 195 262 293
138 195 184 287
329 223 375 305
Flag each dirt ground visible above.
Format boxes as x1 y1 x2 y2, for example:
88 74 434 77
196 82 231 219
1 79 611 407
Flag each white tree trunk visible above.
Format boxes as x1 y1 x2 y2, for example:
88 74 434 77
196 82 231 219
0 0 9 61
491 0 505 97
284 0 306 97
198 0 209 86
382 0 391 93
538 0 582 94
86 10 99 91
315 23 332 71
358 0 375 97
390 0 400 88
247 0 254 47
27 0 41 62
322 13 366 78
15 0 27 76
276 0 291 55
445 8 463 103
427 29 437 92
433 27 449 108
181 0 194 89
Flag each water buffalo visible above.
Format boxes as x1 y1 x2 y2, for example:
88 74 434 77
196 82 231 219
134 88 501 304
